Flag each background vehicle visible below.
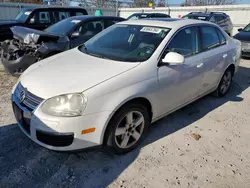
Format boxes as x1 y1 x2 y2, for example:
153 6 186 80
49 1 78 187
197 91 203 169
0 7 88 41
234 23 250 57
0 16 125 76
127 13 170 20
12 19 241 154
182 12 233 36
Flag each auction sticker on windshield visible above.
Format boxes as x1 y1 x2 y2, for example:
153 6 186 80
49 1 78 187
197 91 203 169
140 27 162 34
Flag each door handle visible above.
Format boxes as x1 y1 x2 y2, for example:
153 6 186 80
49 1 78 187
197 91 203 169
223 54 228 58
197 63 203 68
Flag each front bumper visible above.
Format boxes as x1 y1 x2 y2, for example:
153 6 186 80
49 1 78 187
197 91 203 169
1 54 37 76
12 93 112 151
241 51 250 57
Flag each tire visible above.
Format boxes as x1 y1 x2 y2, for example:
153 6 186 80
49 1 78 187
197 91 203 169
214 68 233 97
104 103 150 155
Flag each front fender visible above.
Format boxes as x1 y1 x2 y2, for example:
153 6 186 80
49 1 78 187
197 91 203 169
84 76 159 145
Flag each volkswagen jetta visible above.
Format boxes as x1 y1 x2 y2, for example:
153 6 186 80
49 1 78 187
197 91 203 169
11 19 241 154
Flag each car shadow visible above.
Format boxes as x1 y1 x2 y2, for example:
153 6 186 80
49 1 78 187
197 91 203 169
0 65 249 188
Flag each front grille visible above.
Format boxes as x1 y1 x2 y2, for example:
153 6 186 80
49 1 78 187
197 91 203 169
242 51 250 56
241 41 250 47
15 83 43 111
36 130 74 147
13 103 31 134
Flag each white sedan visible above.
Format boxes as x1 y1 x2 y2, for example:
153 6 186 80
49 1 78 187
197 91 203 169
12 19 241 154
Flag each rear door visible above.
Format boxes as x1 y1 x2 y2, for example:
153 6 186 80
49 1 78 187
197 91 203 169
70 19 105 48
199 25 229 94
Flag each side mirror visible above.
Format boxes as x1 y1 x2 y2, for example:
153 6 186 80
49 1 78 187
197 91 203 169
161 52 184 65
238 28 243 32
29 18 35 24
71 32 80 38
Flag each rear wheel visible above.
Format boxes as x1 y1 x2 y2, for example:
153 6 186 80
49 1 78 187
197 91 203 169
214 68 233 97
104 103 149 155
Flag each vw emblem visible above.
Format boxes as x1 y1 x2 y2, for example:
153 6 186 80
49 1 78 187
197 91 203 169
19 90 26 104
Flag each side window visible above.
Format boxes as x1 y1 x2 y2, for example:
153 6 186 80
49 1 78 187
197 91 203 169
216 29 227 45
210 16 216 23
215 16 225 24
76 20 104 36
106 19 120 28
58 11 70 21
166 27 199 57
38 11 51 24
76 12 84 16
201 26 220 50
28 11 51 24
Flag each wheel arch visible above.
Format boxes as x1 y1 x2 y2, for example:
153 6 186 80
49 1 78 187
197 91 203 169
227 63 235 75
101 96 153 145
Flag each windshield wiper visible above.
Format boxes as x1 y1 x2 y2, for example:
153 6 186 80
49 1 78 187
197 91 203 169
81 44 89 54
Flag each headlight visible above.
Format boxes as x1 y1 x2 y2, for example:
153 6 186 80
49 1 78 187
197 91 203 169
41 93 87 117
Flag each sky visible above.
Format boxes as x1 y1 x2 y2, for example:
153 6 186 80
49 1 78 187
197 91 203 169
166 0 249 5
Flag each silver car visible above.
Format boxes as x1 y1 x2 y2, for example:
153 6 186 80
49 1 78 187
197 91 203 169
12 19 241 154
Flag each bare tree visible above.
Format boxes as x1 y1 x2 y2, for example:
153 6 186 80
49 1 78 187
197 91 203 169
183 0 237 6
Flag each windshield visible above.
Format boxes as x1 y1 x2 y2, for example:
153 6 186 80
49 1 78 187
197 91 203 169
45 18 82 35
80 24 170 62
183 15 209 21
243 24 250 32
128 14 149 20
15 10 31 23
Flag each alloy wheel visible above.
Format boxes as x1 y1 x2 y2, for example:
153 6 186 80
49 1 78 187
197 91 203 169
220 71 232 94
114 111 145 149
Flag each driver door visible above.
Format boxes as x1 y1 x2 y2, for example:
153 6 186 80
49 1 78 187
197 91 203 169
157 26 205 115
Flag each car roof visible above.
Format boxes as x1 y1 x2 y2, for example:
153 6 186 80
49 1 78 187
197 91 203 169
22 7 87 11
65 15 125 21
117 18 214 29
131 13 168 15
185 13 211 17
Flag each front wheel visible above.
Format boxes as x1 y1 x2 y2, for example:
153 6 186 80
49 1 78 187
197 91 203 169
104 103 150 155
214 68 233 97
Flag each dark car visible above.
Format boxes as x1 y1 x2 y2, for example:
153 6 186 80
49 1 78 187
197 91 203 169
0 16 125 76
127 13 170 20
0 7 88 41
234 24 250 57
182 12 233 36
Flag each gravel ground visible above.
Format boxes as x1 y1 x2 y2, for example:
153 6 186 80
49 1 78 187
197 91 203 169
1 59 250 188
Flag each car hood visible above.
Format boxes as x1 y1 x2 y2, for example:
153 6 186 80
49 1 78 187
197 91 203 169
234 32 250 42
0 20 18 26
20 48 140 99
11 26 60 44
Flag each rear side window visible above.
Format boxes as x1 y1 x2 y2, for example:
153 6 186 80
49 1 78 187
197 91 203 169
216 29 227 45
215 15 225 23
167 26 199 57
72 10 88 16
52 11 70 23
76 12 84 16
58 12 70 20
106 20 120 27
201 26 220 51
